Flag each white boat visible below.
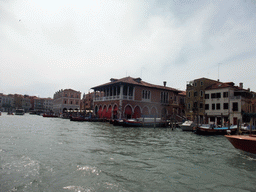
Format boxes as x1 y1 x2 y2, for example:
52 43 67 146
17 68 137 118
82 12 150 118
180 121 195 131
15 109 25 115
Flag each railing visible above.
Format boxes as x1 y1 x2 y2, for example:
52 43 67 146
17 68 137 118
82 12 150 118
94 95 133 101
230 96 242 100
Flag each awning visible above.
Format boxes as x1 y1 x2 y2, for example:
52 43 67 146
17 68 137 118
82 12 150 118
102 107 107 118
106 106 112 119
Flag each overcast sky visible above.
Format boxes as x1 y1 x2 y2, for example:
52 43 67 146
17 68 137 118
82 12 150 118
1 0 256 98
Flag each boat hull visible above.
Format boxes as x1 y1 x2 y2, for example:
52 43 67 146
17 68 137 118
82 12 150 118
225 135 256 154
195 127 237 135
43 114 58 118
180 125 194 131
123 119 168 127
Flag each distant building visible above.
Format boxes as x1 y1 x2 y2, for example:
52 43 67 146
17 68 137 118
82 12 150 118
53 89 81 115
43 98 53 112
205 82 255 126
80 92 102 111
0 94 14 112
22 95 31 112
91 77 185 120
185 77 219 123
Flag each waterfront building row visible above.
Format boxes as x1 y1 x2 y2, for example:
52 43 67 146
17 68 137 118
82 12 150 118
185 77 256 126
0 93 53 113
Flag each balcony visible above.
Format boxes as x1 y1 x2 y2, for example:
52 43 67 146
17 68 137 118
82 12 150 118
94 95 133 101
230 96 242 100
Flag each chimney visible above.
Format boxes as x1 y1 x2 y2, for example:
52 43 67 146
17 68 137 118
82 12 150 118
239 83 243 89
163 81 167 87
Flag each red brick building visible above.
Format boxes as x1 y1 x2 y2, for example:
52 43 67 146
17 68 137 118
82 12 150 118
91 77 185 120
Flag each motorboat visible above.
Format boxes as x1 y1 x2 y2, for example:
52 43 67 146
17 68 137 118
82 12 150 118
225 135 256 154
194 124 237 135
43 113 58 118
123 118 167 127
180 121 195 131
15 109 25 115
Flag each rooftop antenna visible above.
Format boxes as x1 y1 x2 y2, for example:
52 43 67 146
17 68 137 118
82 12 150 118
218 63 221 81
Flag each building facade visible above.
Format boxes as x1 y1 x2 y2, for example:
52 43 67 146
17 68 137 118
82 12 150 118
205 82 255 126
53 89 81 115
0 94 14 112
185 77 219 123
91 77 185 120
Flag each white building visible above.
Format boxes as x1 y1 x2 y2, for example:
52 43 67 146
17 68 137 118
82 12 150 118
205 82 253 126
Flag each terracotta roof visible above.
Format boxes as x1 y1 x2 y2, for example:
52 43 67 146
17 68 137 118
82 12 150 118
92 76 182 92
206 82 246 91
178 91 186 96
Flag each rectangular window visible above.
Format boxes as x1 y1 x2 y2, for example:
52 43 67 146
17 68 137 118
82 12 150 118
211 93 216 99
205 104 209 110
224 103 229 109
223 92 229 98
210 117 215 122
200 103 203 109
216 93 221 98
216 103 220 110
161 92 168 103
200 81 203 86
188 103 190 109
212 104 215 110
205 94 209 99
233 102 238 111
200 90 203 97
194 102 198 108
194 82 197 87
188 92 191 98
194 92 198 97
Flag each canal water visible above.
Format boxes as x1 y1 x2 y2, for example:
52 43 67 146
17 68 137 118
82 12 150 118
1 113 256 192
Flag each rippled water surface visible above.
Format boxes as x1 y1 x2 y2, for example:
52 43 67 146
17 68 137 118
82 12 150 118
1 113 256 192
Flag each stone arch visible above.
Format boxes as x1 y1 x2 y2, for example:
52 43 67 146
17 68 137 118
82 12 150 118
161 108 168 119
106 105 112 119
124 104 133 119
98 105 103 118
150 107 158 117
133 105 141 118
113 104 118 119
142 106 150 117
94 105 98 115
102 105 107 118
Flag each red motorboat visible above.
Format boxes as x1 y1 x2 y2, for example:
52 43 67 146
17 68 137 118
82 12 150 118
43 114 58 118
225 135 256 154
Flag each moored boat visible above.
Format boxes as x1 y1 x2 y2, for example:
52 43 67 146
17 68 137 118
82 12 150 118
15 109 25 115
180 121 195 131
43 113 58 118
70 116 88 121
225 135 256 154
113 119 124 126
7 112 14 115
123 118 167 127
194 124 237 135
